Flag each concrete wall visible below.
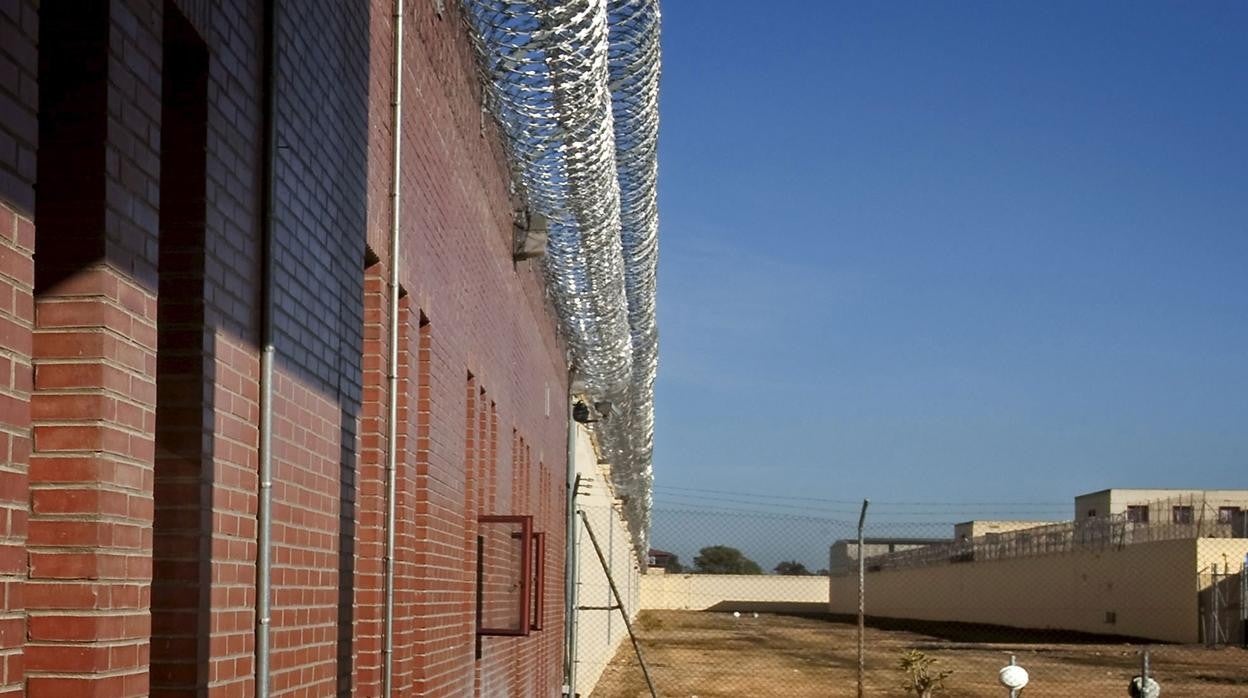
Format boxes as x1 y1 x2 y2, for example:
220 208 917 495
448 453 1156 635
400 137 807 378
572 424 642 698
829 538 1248 643
642 574 829 613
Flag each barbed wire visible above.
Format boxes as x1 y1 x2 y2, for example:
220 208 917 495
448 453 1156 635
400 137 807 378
651 501 1064 522
653 484 1069 508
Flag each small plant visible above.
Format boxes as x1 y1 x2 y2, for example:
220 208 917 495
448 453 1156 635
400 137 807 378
898 649 953 697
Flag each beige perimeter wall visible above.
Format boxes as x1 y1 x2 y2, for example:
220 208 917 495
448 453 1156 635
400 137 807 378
829 538 1248 643
641 573 829 612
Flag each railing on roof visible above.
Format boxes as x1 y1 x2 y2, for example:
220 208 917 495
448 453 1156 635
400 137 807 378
864 496 1246 573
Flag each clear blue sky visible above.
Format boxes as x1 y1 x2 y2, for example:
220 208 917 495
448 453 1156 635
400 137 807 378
650 0 1248 538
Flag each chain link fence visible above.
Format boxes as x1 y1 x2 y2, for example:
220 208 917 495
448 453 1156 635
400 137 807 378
579 495 1248 697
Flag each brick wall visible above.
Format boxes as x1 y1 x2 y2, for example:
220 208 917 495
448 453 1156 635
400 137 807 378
1 0 571 695
0 204 30 698
365 2 570 696
182 0 265 694
267 1 368 694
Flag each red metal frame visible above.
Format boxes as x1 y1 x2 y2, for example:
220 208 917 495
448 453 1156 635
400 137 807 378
476 515 533 636
530 532 546 631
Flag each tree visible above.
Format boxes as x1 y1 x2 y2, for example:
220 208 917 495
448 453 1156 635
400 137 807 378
662 554 685 574
773 560 812 576
693 545 762 575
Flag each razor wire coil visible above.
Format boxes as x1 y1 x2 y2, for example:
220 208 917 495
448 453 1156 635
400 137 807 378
462 0 661 558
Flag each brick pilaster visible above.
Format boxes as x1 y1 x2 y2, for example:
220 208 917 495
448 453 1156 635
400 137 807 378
0 0 39 694
0 205 33 698
353 263 387 695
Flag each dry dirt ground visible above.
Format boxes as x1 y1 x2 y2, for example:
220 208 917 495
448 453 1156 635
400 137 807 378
590 610 1248 697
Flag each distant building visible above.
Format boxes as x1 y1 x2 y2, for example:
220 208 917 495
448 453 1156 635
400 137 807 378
647 548 679 573
954 520 1054 542
828 537 949 577
829 486 1248 644
1075 488 1248 532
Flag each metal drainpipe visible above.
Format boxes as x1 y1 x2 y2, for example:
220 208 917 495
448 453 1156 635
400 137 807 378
382 1 405 695
563 372 579 697
257 0 280 695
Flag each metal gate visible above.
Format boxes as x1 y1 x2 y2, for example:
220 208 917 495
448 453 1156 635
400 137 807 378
1197 558 1246 647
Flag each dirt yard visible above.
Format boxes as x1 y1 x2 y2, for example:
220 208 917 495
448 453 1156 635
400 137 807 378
590 610 1248 697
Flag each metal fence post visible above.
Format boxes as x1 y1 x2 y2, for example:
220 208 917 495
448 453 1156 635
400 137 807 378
1241 556 1247 648
857 499 869 698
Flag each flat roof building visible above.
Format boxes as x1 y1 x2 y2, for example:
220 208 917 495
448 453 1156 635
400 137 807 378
1075 488 1248 530
953 520 1055 541
828 537 949 577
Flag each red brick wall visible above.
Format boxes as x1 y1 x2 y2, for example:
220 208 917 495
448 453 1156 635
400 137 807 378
365 2 569 696
267 371 343 697
0 203 31 698
2 0 571 695
179 0 265 694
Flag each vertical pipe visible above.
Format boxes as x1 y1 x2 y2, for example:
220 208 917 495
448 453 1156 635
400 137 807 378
856 499 869 698
257 350 274 697
382 1 404 695
256 0 280 695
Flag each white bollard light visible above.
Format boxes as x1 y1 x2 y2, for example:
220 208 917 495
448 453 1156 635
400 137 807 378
1128 676 1161 698
999 656 1029 697
999 665 1029 689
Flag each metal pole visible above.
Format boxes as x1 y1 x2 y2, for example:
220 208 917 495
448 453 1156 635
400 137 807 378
578 510 658 698
563 380 580 697
857 499 869 698
1008 654 1018 698
381 2 404 695
1211 564 1221 647
256 1 280 694
257 347 273 698
1241 555 1247 649
1238 556 1248 649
